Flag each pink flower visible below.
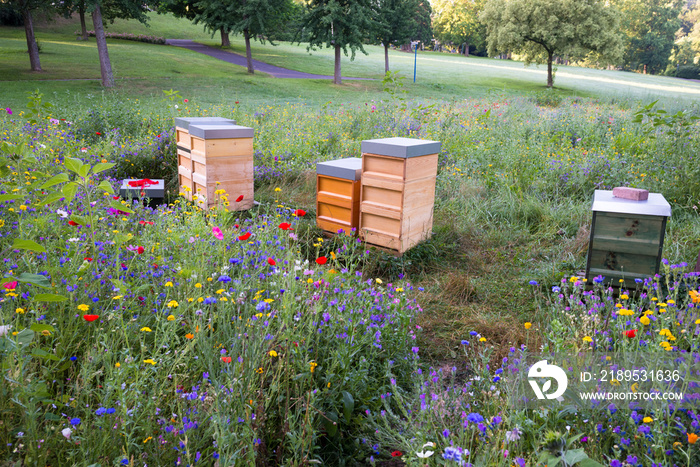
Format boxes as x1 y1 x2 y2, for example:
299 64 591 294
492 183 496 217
5 108 11 115
212 226 223 240
3 281 18 290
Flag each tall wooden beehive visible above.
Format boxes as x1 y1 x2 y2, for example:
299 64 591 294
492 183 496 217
359 137 441 253
186 124 255 210
175 117 236 202
316 158 362 235
585 190 671 288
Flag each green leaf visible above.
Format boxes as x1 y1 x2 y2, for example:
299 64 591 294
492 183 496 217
563 448 588 466
15 329 35 346
109 200 134 214
62 182 78 204
38 192 65 206
578 458 606 467
64 157 82 175
31 348 59 361
96 180 115 194
40 173 70 189
78 163 90 179
69 214 87 226
0 194 23 202
17 272 51 288
45 413 62 421
341 391 354 422
323 411 339 437
30 323 55 333
34 293 68 302
92 162 115 174
13 239 46 253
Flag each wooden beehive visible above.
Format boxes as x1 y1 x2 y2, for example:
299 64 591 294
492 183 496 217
187 124 254 211
585 190 671 288
359 137 441 253
316 158 362 235
174 117 236 201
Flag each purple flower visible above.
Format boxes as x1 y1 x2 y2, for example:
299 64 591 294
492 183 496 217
610 460 622 467
5 108 11 115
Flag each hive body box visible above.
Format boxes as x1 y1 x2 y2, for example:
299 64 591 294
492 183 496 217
174 117 236 202
585 190 671 288
316 158 362 235
359 137 441 253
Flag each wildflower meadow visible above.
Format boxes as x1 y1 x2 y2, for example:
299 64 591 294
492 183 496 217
2 88 700 466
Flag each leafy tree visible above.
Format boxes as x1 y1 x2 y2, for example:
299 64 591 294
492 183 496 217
7 0 52 71
480 0 623 87
412 1 432 45
191 0 292 74
432 0 486 56
373 0 420 73
301 0 377 84
86 0 150 87
159 0 232 47
615 0 684 74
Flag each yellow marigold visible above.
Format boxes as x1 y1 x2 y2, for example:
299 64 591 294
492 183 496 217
15 307 25 314
269 350 278 357
77 304 89 312
310 362 318 373
140 327 152 332
143 359 156 365
167 300 179 308
640 316 650 326
524 322 532 330
583 336 593 343
643 417 653 423
167 315 175 321
164 281 173 287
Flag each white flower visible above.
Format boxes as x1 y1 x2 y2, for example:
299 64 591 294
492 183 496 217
416 442 435 458
56 209 69 218
0 325 11 337
61 427 72 440
505 428 522 443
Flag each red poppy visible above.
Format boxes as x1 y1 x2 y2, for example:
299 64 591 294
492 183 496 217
221 356 232 363
137 246 145 255
279 222 291 230
391 451 402 457
84 257 93 262
235 101 239 104
234 224 239 228
68 220 78 226
139 220 153 225
267 258 276 266
83 314 99 322
238 232 251 241
184 99 188 103
113 196 120 200
293 209 306 217
95 132 101 136
624 329 637 338
315 256 327 265
236 195 244 202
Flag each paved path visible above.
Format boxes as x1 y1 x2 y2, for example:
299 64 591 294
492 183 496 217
166 39 371 80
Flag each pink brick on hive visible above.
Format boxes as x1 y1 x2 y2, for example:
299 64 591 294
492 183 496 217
612 187 649 201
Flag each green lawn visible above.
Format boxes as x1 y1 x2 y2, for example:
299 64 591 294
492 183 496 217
2 12 700 113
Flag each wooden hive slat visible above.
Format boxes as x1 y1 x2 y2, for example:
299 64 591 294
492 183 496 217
358 138 440 254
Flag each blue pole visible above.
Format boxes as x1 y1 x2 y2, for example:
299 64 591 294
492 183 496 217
413 44 417 83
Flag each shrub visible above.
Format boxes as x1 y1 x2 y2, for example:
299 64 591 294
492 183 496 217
675 65 700 80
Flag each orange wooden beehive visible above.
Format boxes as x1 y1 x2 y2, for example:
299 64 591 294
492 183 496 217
187 123 254 211
175 117 236 201
316 158 362 235
359 137 441 253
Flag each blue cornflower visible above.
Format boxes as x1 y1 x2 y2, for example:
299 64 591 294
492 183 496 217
70 417 81 426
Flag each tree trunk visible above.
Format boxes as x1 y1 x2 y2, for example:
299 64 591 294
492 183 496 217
384 44 389 74
243 28 254 74
22 8 41 72
220 28 230 47
464 44 469 57
92 5 114 88
547 51 553 88
334 45 342 85
79 3 88 41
